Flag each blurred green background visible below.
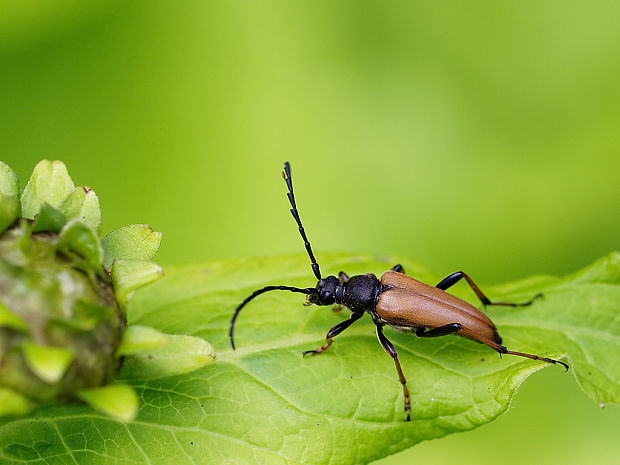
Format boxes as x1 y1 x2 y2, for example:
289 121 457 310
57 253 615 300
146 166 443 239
1 1 618 463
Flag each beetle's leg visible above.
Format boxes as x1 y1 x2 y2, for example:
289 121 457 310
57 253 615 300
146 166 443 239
435 271 543 307
303 312 363 356
417 323 501 345
454 325 569 371
391 264 405 273
415 324 461 338
376 324 411 421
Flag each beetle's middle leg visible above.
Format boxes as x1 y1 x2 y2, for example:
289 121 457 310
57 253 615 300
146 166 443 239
303 312 363 356
436 271 543 307
376 324 411 421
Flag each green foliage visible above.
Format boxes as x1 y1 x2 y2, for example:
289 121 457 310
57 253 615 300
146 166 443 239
58 186 102 234
0 252 618 464
0 162 20 234
0 160 214 424
75 385 139 424
20 160 74 219
102 225 163 271
111 260 164 306
118 326 216 379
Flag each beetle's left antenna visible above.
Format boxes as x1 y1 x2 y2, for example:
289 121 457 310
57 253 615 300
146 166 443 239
229 285 316 349
282 161 322 280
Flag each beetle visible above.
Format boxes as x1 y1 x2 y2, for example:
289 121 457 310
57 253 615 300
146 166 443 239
229 161 568 421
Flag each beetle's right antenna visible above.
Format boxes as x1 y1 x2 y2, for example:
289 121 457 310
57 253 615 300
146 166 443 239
282 161 322 280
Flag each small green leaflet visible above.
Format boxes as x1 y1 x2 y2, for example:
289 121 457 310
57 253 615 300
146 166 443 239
0 252 618 464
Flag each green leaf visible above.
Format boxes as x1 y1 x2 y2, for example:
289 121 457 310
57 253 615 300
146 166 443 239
0 162 20 233
0 299 28 331
21 342 75 384
111 259 163 306
116 324 169 355
0 388 31 417
120 332 215 379
20 160 75 219
32 202 67 233
58 219 104 270
58 186 102 234
76 384 139 423
102 224 162 270
0 195 20 235
0 161 19 198
0 252 618 464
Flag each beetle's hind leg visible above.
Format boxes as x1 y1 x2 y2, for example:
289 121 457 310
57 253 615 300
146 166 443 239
436 271 543 308
303 312 362 356
416 323 502 344
376 324 411 421
415 324 461 338
452 325 569 371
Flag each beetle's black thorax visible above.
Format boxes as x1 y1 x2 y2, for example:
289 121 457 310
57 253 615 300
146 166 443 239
311 273 381 312
340 273 381 313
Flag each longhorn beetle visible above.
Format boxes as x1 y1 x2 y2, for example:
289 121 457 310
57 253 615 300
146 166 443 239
229 162 568 421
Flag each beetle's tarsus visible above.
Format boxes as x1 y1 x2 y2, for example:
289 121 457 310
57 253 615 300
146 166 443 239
529 293 544 304
303 339 333 356
500 347 569 371
534 355 569 372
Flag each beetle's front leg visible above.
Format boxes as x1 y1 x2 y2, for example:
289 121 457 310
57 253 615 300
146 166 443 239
303 312 363 356
376 324 411 421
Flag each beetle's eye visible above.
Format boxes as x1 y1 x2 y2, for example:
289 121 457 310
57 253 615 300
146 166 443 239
318 290 332 304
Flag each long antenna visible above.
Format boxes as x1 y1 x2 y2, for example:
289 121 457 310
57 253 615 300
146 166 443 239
282 161 322 280
229 285 316 349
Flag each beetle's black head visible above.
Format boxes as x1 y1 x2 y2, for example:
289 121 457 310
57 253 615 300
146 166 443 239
307 275 340 306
